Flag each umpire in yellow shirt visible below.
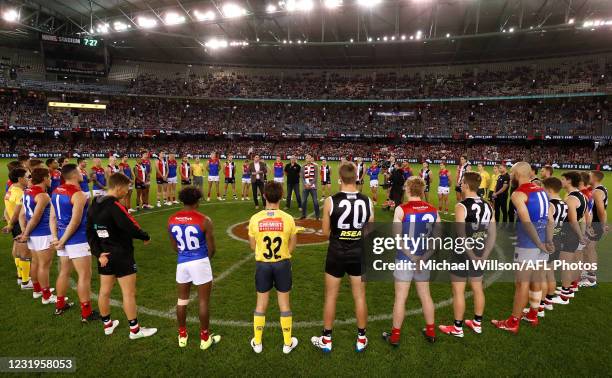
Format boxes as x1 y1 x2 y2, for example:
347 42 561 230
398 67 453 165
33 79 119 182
192 157 204 192
477 163 491 198
248 181 298 355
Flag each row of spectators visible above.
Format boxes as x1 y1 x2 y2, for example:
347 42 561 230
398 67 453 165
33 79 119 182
126 61 612 99
6 137 610 165
2 92 610 137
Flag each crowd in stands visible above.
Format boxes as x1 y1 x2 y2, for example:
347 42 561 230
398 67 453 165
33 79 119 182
126 61 612 99
1 91 609 137
5 137 610 165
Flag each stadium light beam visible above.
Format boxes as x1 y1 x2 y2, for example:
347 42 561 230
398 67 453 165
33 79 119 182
164 12 186 25
113 21 129 31
205 38 228 49
95 23 110 34
266 4 277 13
222 4 247 18
194 10 216 21
2 9 19 23
285 0 314 12
357 0 381 8
137 16 157 28
324 0 343 9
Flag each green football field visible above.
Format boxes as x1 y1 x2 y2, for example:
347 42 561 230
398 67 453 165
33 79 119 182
0 158 610 377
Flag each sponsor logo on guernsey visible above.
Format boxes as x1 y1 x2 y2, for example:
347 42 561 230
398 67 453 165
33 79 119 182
259 218 284 232
174 216 193 222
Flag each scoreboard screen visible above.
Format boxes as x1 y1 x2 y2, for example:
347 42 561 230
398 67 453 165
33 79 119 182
41 34 108 77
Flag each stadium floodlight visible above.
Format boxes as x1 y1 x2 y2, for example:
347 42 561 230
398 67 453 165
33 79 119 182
445 33 450 38
401 34 406 40
415 30 422 39
357 0 381 8
367 37 372 42
383 36 388 41
285 0 314 12
194 10 216 21
266 4 277 13
509 27 515 33
113 21 129 31
349 38 354 42
2 9 19 22
205 38 228 49
137 16 157 28
222 3 247 18
324 0 343 9
96 23 110 34
164 12 186 25
568 18 575 24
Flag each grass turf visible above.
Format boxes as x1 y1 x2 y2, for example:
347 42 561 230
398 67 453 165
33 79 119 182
0 159 610 377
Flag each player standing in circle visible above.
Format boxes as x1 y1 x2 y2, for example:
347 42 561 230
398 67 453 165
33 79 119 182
4 168 30 288
552 171 587 304
222 154 238 201
46 158 62 195
355 157 366 193
455 155 470 202
311 163 374 353
273 155 285 186
248 182 298 354
438 162 451 214
192 156 204 193
155 151 169 207
180 155 192 187
19 168 57 304
488 165 499 203
167 153 178 205
206 152 221 202
169 187 221 350
119 155 135 213
492 162 553 333
439 172 495 337
77 158 90 200
51 164 99 322
133 157 148 212
90 158 107 198
241 158 251 201
581 171 608 287
320 158 332 201
477 163 490 198
367 160 381 205
541 177 569 308
382 176 440 345
419 162 431 202
140 151 153 209
87 173 156 339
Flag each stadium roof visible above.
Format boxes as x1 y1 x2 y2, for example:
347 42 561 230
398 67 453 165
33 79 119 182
2 0 612 67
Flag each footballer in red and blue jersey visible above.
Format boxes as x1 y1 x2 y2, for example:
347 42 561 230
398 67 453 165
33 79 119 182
52 183 89 248
168 158 178 180
396 200 438 259
49 168 62 195
514 182 550 249
168 210 209 264
24 185 51 237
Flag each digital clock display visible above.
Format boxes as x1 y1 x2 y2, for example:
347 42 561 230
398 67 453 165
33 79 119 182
82 38 99 47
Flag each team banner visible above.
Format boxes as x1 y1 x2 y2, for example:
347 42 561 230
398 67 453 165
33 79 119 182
362 222 610 283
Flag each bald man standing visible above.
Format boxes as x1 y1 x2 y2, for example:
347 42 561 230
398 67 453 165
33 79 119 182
492 162 554 334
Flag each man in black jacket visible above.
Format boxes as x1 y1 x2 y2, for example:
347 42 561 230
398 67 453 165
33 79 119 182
284 156 302 210
87 173 157 340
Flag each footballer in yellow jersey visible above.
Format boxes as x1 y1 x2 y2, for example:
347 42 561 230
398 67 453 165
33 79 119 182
248 182 298 354
477 163 491 198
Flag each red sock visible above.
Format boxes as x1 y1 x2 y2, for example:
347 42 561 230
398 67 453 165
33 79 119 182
425 324 436 338
200 329 209 341
56 296 65 309
390 327 401 343
507 315 519 327
80 301 92 318
179 327 187 338
33 282 42 293
42 287 51 300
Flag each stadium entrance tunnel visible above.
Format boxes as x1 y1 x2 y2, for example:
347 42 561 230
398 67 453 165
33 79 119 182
230 218 328 245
